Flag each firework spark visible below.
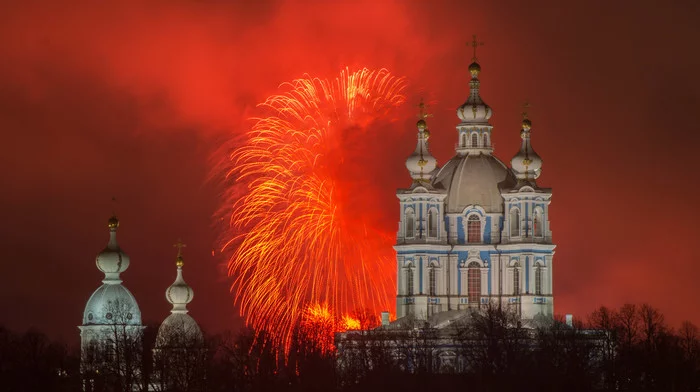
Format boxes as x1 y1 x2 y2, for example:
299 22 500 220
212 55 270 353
220 68 406 355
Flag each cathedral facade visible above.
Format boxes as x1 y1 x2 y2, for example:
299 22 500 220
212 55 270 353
395 57 555 322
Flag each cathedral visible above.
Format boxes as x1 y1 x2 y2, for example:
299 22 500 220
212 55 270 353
395 51 555 323
79 216 203 391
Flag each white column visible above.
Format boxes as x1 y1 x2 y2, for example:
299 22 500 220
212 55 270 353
547 254 553 294
449 215 458 244
397 256 404 294
528 256 535 295
506 268 513 295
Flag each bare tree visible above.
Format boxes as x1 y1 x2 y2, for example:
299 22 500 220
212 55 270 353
150 318 206 392
679 321 699 362
454 301 529 386
588 306 618 388
639 303 666 353
534 317 599 391
82 299 145 392
615 303 640 351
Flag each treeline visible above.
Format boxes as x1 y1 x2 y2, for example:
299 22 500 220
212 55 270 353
1 303 699 392
338 303 700 392
0 326 79 391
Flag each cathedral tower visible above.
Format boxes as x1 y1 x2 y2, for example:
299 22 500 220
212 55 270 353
395 41 555 322
152 243 205 391
79 215 144 391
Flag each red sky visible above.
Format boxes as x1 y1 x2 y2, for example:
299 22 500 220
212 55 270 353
1 0 699 342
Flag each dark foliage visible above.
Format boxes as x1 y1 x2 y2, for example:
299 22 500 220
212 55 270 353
2 303 698 391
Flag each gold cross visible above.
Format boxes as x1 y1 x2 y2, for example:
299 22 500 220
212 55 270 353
521 101 531 119
173 239 187 257
416 98 434 120
468 34 484 61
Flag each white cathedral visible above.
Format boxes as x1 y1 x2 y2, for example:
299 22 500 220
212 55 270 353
394 55 555 323
79 215 203 391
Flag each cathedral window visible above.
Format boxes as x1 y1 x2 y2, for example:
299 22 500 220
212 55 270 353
428 209 437 238
483 133 490 147
535 265 543 295
512 263 520 295
406 268 414 296
461 133 467 147
428 267 437 296
510 208 520 237
405 208 415 238
534 208 543 237
467 215 481 243
467 262 481 304
471 133 478 147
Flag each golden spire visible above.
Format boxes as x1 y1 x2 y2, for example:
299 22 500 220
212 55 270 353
467 35 484 77
107 196 119 229
416 98 433 131
173 239 186 267
468 34 485 62
521 101 532 130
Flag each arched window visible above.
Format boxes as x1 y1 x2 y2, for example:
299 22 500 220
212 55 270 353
405 209 415 238
483 133 490 147
510 208 520 237
428 267 437 296
461 133 467 147
535 265 543 295
512 262 520 295
467 262 481 304
406 268 414 296
534 209 543 237
428 209 437 238
471 133 478 147
467 215 481 243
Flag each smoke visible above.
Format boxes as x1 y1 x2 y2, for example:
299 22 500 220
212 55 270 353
0 0 442 134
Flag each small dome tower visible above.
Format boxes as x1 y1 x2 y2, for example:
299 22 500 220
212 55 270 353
405 100 438 187
453 35 494 155
79 214 144 389
510 108 543 183
82 215 142 326
156 241 202 347
153 241 206 391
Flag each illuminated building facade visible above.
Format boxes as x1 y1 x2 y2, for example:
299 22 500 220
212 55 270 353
396 55 555 323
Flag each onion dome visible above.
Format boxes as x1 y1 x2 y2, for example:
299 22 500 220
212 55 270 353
157 248 202 348
96 215 130 283
405 118 438 184
166 254 194 313
511 117 543 180
456 60 492 124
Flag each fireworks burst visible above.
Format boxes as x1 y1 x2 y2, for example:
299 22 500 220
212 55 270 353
220 68 406 356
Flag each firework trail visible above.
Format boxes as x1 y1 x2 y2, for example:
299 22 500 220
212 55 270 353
219 68 406 355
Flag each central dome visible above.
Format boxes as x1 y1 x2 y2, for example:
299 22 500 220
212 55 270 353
433 153 515 213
